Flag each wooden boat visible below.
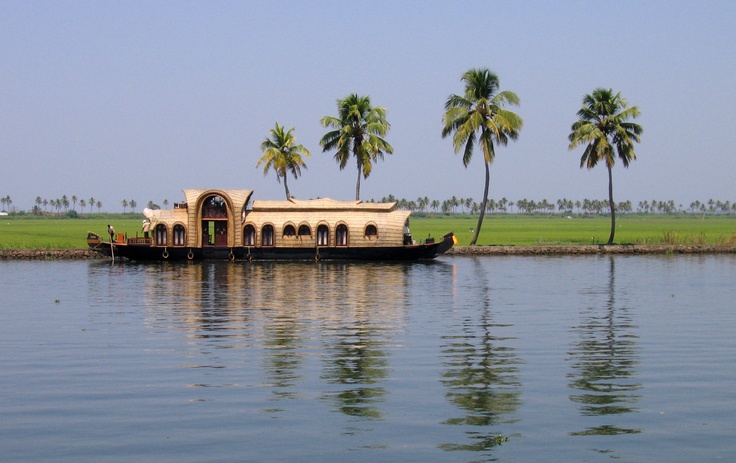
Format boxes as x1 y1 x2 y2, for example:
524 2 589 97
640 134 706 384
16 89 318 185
87 189 455 261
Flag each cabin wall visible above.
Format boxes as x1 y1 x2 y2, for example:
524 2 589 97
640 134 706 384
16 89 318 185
243 209 411 248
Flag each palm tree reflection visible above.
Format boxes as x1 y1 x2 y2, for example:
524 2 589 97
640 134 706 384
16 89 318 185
440 257 521 454
321 324 389 419
568 256 641 436
319 263 406 421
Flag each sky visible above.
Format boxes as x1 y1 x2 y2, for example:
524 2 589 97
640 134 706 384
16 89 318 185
1 1 734 212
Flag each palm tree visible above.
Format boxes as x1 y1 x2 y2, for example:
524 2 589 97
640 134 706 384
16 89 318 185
568 88 642 244
257 123 311 200
121 199 129 213
320 94 393 201
442 68 522 245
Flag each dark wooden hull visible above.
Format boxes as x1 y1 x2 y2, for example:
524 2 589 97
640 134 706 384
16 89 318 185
89 233 455 262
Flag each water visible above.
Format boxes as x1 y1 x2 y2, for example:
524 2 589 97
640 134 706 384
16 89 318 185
1 255 734 462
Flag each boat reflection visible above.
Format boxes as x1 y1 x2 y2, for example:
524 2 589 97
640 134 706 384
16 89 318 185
135 261 412 420
567 256 641 441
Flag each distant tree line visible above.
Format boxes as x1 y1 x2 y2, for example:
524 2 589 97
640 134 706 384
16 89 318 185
2 193 735 217
370 195 736 216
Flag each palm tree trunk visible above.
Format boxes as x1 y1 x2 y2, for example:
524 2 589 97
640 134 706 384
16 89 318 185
607 165 616 244
283 175 291 200
470 161 490 246
355 167 361 201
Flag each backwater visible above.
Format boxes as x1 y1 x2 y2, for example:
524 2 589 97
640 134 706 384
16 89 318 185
1 255 734 462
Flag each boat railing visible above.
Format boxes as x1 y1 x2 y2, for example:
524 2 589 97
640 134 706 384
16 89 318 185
128 237 153 245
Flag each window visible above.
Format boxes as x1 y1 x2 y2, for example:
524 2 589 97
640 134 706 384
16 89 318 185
298 224 311 237
365 224 378 238
336 224 348 246
244 225 255 246
317 225 329 246
283 224 296 237
262 225 274 246
202 195 227 218
155 224 167 246
173 224 186 246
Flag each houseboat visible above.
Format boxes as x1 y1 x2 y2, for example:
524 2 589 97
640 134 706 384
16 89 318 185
87 189 455 261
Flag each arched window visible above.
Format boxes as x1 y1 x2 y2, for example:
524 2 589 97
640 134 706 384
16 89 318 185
317 224 329 246
365 224 378 238
155 224 167 246
283 224 296 237
298 224 311 237
173 224 186 246
262 225 274 246
336 224 348 246
244 224 256 246
202 195 227 218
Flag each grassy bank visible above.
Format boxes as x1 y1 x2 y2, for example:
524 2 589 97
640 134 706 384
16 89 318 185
1 213 735 249
411 214 736 246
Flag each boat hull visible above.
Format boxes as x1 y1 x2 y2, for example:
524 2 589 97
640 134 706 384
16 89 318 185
89 233 454 262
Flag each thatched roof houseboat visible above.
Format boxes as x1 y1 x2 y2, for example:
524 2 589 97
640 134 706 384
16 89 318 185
88 189 454 261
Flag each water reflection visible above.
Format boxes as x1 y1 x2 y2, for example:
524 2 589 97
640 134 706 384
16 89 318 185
318 263 410 421
568 256 641 438
89 261 410 421
440 257 522 456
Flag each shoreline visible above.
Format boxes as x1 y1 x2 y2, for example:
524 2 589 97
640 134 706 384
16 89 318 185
1 244 735 260
447 244 736 256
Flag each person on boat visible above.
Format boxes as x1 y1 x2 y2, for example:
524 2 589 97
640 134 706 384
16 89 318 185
107 224 115 241
142 219 150 238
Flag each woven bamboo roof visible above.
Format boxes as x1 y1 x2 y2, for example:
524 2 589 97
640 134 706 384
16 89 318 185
182 189 253 207
252 198 396 212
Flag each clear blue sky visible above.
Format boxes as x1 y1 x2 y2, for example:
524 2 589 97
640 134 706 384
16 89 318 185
1 1 734 212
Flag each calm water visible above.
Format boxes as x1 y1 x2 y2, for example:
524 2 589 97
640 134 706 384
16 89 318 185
1 255 734 462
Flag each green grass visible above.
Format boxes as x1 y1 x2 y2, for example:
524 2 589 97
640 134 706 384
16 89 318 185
0 215 144 249
1 213 735 248
410 213 736 246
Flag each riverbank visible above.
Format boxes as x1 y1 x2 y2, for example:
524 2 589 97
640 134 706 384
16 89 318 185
447 244 736 255
0 249 101 260
2 244 736 260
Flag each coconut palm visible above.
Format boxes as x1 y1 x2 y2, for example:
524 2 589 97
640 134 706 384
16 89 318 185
257 123 311 200
320 94 393 201
568 88 642 244
442 68 522 245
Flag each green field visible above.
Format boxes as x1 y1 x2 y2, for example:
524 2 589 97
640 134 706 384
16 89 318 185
2 213 735 249
409 214 736 246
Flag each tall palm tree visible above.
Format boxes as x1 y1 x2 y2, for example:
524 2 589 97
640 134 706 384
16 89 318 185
442 68 522 245
568 88 642 244
257 123 311 200
320 94 393 201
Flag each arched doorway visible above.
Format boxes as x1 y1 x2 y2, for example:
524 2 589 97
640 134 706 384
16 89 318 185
201 195 228 247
